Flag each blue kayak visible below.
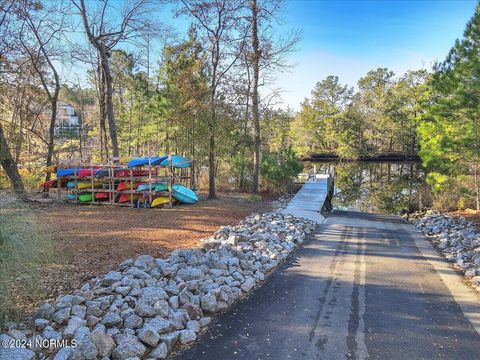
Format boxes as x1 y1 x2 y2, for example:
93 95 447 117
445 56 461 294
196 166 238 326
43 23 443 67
57 168 75 177
137 183 167 192
94 168 124 177
127 156 168 168
154 183 169 192
161 155 191 168
172 184 198 204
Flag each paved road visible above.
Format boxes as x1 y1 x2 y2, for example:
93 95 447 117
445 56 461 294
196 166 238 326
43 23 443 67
173 211 480 360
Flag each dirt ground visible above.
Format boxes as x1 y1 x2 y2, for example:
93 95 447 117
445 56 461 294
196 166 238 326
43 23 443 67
31 192 273 306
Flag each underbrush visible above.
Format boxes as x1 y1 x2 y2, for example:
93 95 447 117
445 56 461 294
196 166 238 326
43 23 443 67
0 198 56 323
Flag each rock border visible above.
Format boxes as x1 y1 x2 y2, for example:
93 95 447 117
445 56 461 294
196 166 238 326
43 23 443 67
410 211 480 292
1 199 315 360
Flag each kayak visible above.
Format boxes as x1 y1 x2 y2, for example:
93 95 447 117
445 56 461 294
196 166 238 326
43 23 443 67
117 182 139 191
78 193 93 202
41 179 67 189
67 193 93 202
94 168 125 178
95 192 109 200
136 183 166 192
118 194 140 203
118 156 131 164
44 165 57 173
154 183 169 192
57 168 75 177
160 155 191 168
67 181 102 189
172 184 198 204
78 169 95 177
127 156 168 168
114 169 153 177
150 196 171 208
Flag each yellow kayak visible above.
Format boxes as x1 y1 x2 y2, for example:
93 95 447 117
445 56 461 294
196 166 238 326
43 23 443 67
67 181 102 189
151 196 172 208
44 165 57 173
119 156 131 164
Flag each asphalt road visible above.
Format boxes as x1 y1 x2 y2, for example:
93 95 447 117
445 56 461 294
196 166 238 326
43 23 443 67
173 211 480 360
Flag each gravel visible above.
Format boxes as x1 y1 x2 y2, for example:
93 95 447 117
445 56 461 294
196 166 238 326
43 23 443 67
0 205 315 359
411 210 480 291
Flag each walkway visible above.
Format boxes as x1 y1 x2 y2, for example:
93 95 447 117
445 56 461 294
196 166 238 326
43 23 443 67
174 211 480 360
281 175 332 223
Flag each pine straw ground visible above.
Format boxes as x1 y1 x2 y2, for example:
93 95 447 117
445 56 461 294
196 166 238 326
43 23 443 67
7 192 274 317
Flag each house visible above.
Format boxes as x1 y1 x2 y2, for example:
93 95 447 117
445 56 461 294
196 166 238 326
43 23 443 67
55 102 82 136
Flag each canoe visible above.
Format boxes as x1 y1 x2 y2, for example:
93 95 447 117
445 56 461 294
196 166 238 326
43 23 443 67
67 181 102 189
150 196 171 208
160 155 191 168
67 193 77 200
117 182 139 191
154 183 169 192
95 192 109 200
127 156 168 168
172 184 198 204
117 194 140 203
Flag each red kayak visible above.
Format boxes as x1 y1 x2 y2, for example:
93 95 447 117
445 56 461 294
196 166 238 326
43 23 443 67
117 182 139 191
41 179 67 189
118 194 140 203
78 169 97 177
95 192 109 200
114 169 155 177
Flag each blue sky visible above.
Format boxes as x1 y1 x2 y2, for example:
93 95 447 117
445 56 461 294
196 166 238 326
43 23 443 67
274 0 477 110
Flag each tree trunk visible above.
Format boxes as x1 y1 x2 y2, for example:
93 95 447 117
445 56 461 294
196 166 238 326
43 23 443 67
100 50 119 159
251 0 261 193
0 123 26 199
44 70 60 184
44 98 57 183
99 64 109 161
208 92 217 200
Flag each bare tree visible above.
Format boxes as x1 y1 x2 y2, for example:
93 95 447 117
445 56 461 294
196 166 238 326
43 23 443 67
0 0 26 197
72 0 153 159
17 1 70 184
0 124 26 198
179 0 247 199
247 0 299 192
251 0 260 193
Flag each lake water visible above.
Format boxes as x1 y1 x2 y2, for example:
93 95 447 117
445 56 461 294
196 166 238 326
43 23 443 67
303 162 427 214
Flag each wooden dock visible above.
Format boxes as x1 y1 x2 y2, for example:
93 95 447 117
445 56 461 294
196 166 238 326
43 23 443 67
281 174 333 223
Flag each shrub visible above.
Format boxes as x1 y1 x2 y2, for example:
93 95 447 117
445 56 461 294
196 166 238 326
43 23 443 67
261 147 304 191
